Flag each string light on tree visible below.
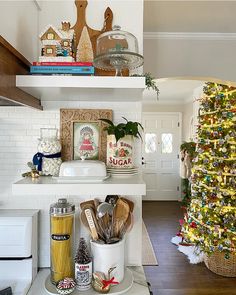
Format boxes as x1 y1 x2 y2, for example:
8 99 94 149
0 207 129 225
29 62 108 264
181 82 236 259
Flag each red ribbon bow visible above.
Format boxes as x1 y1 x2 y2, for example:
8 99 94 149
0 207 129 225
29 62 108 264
102 277 119 289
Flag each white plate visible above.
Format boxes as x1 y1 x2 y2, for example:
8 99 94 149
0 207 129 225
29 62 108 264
107 170 139 173
107 167 139 171
53 175 110 183
111 172 139 177
107 169 139 173
109 170 138 173
108 170 139 174
45 268 133 295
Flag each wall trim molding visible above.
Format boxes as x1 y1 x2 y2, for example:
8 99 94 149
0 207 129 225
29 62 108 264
33 0 42 10
144 32 236 41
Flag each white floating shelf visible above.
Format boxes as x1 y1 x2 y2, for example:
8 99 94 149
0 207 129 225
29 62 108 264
12 175 146 196
16 76 145 102
16 76 145 89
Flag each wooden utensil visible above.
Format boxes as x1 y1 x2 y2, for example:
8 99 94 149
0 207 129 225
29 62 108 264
80 207 99 241
80 200 95 210
105 195 119 206
119 212 134 239
113 198 130 237
120 197 134 213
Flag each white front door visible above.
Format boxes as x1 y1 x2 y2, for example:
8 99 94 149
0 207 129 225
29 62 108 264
142 112 181 200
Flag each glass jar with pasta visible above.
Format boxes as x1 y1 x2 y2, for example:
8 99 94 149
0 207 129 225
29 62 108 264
50 198 75 284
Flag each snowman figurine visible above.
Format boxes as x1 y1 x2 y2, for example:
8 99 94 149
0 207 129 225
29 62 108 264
34 128 62 176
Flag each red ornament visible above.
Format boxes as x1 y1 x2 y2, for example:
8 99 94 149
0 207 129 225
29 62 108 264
190 221 197 228
179 219 184 226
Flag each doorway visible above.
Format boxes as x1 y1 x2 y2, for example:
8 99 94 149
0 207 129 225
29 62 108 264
142 112 181 200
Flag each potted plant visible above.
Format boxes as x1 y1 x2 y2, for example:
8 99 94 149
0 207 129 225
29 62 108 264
132 72 159 99
100 117 143 168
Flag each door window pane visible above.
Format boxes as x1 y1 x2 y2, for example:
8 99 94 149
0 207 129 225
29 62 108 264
161 133 173 153
145 133 157 153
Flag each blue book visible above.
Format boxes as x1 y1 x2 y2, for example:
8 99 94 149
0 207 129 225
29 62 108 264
30 66 95 74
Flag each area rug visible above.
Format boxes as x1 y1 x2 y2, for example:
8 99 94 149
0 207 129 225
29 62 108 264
142 221 158 266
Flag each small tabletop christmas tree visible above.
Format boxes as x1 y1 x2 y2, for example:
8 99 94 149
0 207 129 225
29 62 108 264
75 238 91 264
182 82 236 260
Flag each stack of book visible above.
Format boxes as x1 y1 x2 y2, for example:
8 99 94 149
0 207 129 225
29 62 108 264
30 62 94 76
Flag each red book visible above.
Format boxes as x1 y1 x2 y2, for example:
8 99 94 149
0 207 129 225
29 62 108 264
33 61 93 66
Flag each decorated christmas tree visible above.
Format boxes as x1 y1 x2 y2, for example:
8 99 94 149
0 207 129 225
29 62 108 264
75 238 91 264
182 82 236 260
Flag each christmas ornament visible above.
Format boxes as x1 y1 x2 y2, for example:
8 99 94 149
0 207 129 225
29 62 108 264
225 252 230 259
56 278 76 295
92 267 119 293
222 147 227 153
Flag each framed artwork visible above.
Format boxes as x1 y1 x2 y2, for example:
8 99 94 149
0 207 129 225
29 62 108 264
60 109 113 162
73 121 100 160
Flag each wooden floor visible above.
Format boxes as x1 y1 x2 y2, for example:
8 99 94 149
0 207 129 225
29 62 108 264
142 201 236 295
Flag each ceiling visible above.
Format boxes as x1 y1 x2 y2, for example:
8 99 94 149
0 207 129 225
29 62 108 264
143 1 235 104
143 79 204 104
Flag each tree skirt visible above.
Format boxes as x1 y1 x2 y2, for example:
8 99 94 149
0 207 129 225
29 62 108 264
171 236 204 264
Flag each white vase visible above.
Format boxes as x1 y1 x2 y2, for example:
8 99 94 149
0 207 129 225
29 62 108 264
106 135 134 168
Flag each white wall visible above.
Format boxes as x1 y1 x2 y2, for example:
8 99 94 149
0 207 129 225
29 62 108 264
182 101 193 142
38 0 143 55
144 38 236 82
0 0 39 62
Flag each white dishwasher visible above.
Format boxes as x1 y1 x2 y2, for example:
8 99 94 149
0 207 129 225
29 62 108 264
0 210 38 295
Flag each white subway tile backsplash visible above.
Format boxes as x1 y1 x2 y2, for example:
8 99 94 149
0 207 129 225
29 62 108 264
9 135 31 141
26 129 41 136
0 102 142 266
0 129 27 136
0 141 16 147
0 136 10 141
0 146 34 153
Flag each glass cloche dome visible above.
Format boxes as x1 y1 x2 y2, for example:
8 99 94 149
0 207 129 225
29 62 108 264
93 25 144 76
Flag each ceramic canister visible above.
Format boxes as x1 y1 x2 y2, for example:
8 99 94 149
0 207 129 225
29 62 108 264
90 239 125 283
107 135 134 168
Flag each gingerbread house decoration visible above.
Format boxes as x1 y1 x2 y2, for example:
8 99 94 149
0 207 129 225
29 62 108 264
59 21 75 56
39 22 75 61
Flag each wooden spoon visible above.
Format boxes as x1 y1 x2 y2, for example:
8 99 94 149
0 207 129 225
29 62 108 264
120 197 134 212
80 200 95 210
80 207 99 241
119 212 134 239
113 198 130 237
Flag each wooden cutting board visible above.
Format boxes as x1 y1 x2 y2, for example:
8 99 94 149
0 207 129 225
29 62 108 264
72 0 128 76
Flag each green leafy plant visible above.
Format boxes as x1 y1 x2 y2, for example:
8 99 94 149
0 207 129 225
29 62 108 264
100 117 144 142
180 141 197 159
132 72 159 98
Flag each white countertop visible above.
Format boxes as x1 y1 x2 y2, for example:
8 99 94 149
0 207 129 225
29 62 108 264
27 267 150 295
12 175 146 196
